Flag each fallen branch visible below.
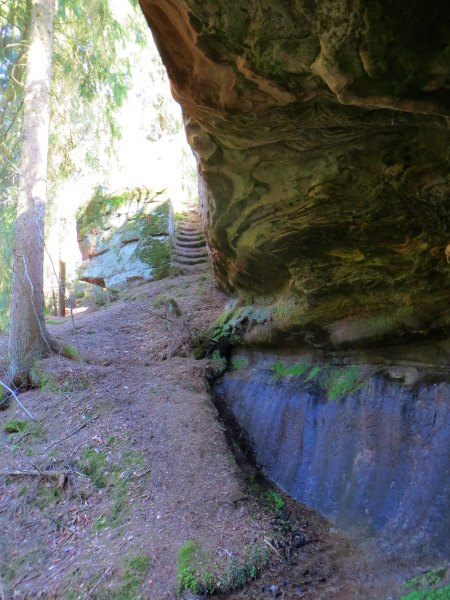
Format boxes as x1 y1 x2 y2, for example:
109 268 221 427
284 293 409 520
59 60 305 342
45 414 99 451
263 537 282 557
133 467 152 479
0 378 36 420
0 469 70 481
86 567 112 597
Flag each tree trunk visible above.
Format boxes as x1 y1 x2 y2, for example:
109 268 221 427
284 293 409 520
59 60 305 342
7 0 56 387
57 260 66 318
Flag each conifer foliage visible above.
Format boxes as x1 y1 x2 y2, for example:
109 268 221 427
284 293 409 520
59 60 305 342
0 0 144 388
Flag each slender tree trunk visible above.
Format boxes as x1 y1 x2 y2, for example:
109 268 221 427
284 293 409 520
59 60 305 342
58 260 66 317
7 0 56 387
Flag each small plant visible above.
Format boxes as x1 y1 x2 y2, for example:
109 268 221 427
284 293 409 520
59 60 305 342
402 568 448 600
326 366 363 401
108 476 128 525
210 349 227 375
81 447 107 488
31 364 88 394
92 514 106 532
265 490 285 515
272 360 308 379
3 418 29 434
219 545 269 592
305 365 321 382
176 540 215 596
177 540 201 595
36 483 59 509
61 344 80 361
231 356 249 371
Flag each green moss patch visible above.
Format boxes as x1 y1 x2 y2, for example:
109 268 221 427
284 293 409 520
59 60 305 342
77 186 135 240
272 360 308 379
177 540 215 596
3 418 29 434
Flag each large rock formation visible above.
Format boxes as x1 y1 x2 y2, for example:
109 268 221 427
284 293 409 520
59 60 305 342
77 187 173 288
140 0 450 347
139 0 450 560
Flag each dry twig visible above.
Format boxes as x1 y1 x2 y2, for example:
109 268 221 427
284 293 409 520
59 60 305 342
45 414 99 451
0 469 70 479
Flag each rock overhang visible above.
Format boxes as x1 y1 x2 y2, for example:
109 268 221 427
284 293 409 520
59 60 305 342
140 0 450 348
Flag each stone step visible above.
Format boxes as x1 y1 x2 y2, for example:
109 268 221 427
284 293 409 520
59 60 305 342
172 262 207 273
178 215 201 223
178 226 204 235
174 238 206 249
173 244 208 255
176 233 205 242
174 252 208 262
173 254 209 265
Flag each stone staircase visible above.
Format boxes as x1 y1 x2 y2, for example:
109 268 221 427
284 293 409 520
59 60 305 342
171 204 210 273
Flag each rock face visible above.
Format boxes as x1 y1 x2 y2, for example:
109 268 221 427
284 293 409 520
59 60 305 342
77 187 173 288
139 0 450 559
139 0 450 346
216 348 450 559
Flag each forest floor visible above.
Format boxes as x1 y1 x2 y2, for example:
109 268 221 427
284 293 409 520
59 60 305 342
0 269 425 599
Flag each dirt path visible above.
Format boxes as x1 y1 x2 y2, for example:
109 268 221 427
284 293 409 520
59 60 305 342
0 271 280 598
0 268 433 599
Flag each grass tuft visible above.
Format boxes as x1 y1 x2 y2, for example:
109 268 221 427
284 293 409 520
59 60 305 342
3 418 29 434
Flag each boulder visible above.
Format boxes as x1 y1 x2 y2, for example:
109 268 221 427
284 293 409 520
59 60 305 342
77 187 173 288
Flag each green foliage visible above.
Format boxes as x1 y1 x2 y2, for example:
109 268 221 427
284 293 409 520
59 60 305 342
231 356 249 371
305 365 321 382
0 1 149 327
265 490 285 515
49 0 142 185
81 447 107 489
272 360 308 379
219 546 269 592
177 541 202 595
31 365 87 394
402 568 448 599
3 418 29 434
81 444 144 525
36 483 60 509
61 344 80 361
176 541 216 596
400 584 450 600
95 553 151 600
109 476 129 524
211 349 228 375
325 366 363 401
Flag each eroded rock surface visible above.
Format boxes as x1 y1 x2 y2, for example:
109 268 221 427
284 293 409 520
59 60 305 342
216 347 450 559
140 0 450 345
